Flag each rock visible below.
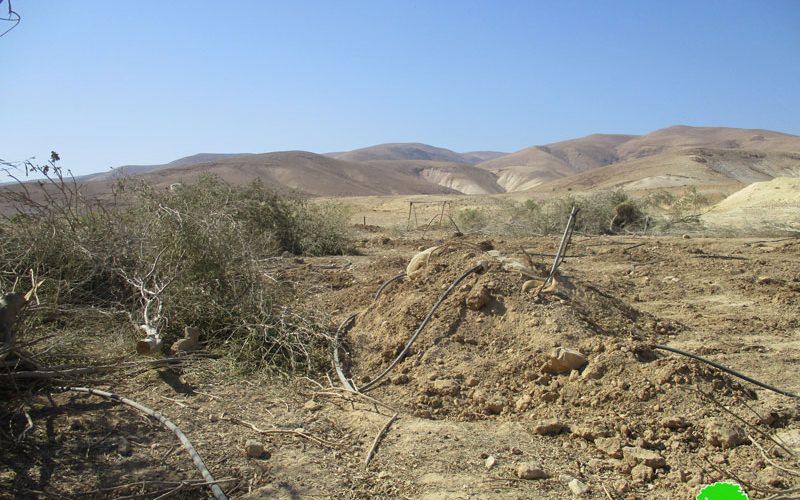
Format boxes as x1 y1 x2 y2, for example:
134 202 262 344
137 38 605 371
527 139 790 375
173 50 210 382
117 436 131 456
568 478 590 496
758 466 789 489
303 400 322 412
581 362 605 380
533 418 568 436
630 464 655 483
517 463 548 480
540 391 559 403
589 458 621 472
466 286 490 310
611 479 630 495
515 395 532 412
245 439 265 458
572 425 602 441
595 437 624 459
483 400 505 415
484 455 496 470
464 376 480 387
705 419 747 449
541 347 588 374
622 446 666 468
774 429 800 455
392 373 410 385
433 379 460 396
661 416 689 430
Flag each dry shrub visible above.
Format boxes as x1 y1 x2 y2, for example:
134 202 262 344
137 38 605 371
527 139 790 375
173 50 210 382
0 158 353 373
505 190 646 235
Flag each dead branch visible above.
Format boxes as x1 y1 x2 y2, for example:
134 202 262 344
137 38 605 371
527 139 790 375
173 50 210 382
0 357 188 382
364 412 398 467
748 433 800 476
314 388 400 415
222 416 339 448
63 386 227 500
695 389 798 459
0 292 27 362
702 456 782 496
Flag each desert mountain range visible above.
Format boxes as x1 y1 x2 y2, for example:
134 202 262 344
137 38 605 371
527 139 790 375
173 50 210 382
85 126 800 197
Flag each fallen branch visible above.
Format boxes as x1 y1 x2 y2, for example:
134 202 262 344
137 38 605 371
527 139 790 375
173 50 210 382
0 357 188 381
365 413 398 467
75 477 238 497
702 456 781 496
748 433 800 476
63 386 227 500
315 388 400 415
222 416 339 448
694 389 797 459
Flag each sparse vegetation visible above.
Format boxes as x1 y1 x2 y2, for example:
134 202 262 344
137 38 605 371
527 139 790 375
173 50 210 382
450 188 715 236
0 157 354 373
455 207 488 232
645 186 709 230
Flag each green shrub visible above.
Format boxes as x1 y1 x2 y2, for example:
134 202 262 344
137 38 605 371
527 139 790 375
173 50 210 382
456 207 488 232
507 190 647 235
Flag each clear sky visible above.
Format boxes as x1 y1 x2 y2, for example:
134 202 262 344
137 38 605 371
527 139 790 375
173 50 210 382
1 0 799 176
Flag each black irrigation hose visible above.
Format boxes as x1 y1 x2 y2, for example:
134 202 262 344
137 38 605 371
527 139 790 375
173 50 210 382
653 344 799 399
374 272 406 301
359 263 486 393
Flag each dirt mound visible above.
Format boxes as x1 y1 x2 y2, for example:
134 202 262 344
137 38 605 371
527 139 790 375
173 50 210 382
343 242 754 422
330 239 797 496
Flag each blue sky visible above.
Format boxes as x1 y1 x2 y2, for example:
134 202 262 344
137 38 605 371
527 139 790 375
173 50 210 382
1 0 799 175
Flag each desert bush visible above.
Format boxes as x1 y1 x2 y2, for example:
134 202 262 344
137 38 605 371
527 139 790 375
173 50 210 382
508 190 647 235
456 207 488 232
0 158 353 373
644 186 709 231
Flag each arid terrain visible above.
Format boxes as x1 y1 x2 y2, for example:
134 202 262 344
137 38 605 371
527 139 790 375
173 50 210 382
66 126 800 200
2 125 799 500
3 219 798 499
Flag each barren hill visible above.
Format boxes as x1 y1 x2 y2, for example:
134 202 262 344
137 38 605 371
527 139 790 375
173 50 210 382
81 153 251 182
616 125 800 159
329 143 505 165
477 134 636 191
135 151 460 197
52 125 800 198
366 160 505 195
478 126 800 192
526 149 800 194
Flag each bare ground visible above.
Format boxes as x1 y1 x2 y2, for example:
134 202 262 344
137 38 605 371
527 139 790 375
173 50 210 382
2 229 799 499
